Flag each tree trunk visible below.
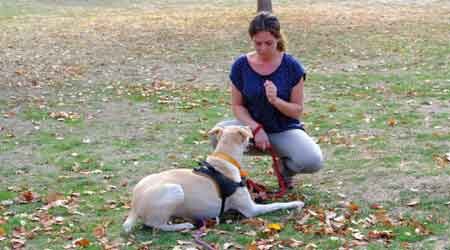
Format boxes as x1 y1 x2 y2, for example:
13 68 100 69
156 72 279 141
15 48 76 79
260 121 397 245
257 0 272 13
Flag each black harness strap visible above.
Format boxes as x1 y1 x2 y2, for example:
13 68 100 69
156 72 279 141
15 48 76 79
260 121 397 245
193 161 246 216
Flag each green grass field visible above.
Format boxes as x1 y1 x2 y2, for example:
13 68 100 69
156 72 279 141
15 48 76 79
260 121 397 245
1 0 449 249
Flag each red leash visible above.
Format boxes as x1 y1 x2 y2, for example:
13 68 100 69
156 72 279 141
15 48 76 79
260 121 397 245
246 125 287 201
246 146 287 200
193 220 217 250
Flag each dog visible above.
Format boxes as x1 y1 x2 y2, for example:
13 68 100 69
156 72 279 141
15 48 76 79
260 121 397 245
123 125 304 232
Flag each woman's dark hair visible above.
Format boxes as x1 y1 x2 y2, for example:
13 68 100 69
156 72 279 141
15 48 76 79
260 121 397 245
248 12 287 52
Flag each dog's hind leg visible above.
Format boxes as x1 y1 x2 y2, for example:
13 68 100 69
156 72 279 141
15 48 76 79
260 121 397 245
142 183 195 231
123 190 141 233
123 210 138 233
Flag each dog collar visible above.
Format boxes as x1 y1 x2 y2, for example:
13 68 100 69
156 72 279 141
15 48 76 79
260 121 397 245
210 152 248 177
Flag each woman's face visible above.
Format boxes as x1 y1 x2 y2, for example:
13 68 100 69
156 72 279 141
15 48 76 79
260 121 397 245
252 31 278 59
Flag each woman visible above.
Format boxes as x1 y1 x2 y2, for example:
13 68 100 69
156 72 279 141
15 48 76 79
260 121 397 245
213 12 323 188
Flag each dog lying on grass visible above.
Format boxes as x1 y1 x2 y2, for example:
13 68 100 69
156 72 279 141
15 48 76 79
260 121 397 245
123 126 304 232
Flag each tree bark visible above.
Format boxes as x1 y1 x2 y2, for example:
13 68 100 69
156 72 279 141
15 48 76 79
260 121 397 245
257 0 272 13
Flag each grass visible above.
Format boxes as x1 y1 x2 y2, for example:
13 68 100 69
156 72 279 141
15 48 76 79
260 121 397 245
0 0 449 249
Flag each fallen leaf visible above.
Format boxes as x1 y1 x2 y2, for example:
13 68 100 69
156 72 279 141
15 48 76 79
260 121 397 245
407 219 431 235
3 112 16 118
49 111 80 121
337 193 346 199
11 239 26 249
247 242 257 250
167 154 177 160
348 240 368 246
304 243 318 249
254 239 276 250
45 192 64 204
347 202 360 212
0 227 5 237
12 227 27 238
370 203 383 209
267 223 283 232
244 230 257 236
176 240 191 245
93 226 106 238
74 238 90 247
296 213 310 225
120 180 129 187
20 191 33 201
406 198 420 207
224 242 234 249
307 209 320 218
374 210 394 227
352 232 366 241
140 240 152 245
241 218 266 227
368 230 394 240
19 191 37 202
445 152 450 162
328 104 337 112
400 242 411 248
368 230 395 240
203 218 218 228
15 69 25 75
433 154 450 167
387 117 397 127
317 135 330 144
280 238 304 247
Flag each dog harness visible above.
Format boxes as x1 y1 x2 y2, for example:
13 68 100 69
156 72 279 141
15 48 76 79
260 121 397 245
193 161 246 216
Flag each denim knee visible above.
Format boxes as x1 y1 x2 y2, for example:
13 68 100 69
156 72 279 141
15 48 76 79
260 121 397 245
306 151 324 173
288 150 324 174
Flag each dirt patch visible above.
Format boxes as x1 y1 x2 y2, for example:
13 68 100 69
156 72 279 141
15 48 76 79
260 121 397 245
2 1 448 93
83 101 168 139
0 143 60 184
418 100 450 115
313 170 450 203
1 113 37 138
364 174 450 202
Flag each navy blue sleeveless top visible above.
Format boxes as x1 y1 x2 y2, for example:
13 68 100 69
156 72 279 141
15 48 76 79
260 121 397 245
230 53 306 133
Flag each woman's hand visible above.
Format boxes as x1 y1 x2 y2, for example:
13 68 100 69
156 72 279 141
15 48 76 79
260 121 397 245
254 128 270 151
264 80 279 104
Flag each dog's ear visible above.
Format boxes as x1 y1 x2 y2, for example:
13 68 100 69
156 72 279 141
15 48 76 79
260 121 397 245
238 126 253 140
208 127 223 138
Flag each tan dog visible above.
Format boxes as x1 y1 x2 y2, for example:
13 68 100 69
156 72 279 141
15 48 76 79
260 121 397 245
123 125 304 232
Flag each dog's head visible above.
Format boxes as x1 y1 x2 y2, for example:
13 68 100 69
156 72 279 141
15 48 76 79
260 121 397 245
208 126 253 153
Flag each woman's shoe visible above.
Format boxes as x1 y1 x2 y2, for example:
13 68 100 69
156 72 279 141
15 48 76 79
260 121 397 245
279 164 295 190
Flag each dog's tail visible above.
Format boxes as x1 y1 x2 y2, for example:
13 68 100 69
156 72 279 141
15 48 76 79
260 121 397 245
123 210 138 233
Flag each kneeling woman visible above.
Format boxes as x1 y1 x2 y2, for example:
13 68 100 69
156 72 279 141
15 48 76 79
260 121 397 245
212 12 324 188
